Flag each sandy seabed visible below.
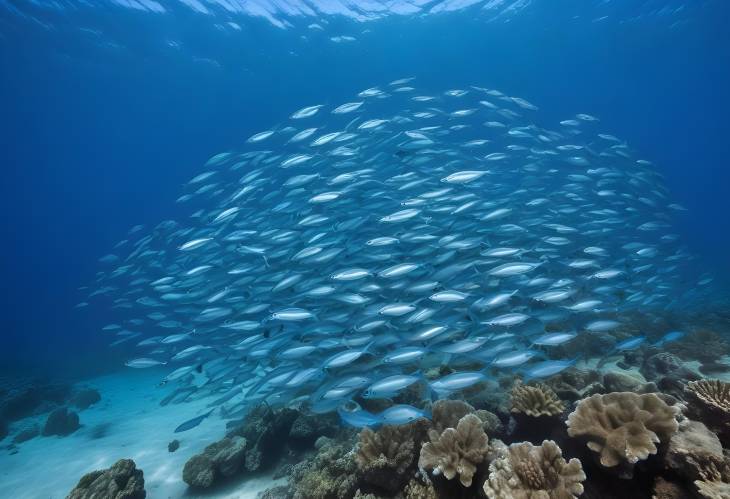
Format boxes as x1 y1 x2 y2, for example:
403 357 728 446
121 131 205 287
0 368 282 499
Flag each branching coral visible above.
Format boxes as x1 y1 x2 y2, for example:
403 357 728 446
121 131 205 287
695 480 730 499
694 457 730 499
483 440 585 499
418 413 489 487
686 380 730 413
685 379 730 446
510 382 565 418
566 392 678 476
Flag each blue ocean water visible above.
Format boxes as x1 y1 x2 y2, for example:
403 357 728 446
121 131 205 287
1 2 730 498
4 0 728 379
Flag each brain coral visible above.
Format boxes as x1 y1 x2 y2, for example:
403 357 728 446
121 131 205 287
566 392 678 476
483 440 585 499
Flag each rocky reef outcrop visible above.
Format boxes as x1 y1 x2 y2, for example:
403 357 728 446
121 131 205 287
0 378 102 445
227 404 299 472
71 388 101 410
182 404 338 491
43 407 81 436
183 436 248 488
66 459 145 499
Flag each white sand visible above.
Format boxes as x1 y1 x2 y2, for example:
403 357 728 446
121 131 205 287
0 368 283 499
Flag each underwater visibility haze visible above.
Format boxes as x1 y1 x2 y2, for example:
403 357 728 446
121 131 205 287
2 1 730 498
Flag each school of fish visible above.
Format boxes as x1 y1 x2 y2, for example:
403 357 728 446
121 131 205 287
85 78 715 429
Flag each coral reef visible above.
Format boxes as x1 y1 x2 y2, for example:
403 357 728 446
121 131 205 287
566 392 678 477
66 459 145 499
403 477 438 499
640 352 699 400
182 436 247 488
289 412 338 449
287 436 360 499
477 409 505 437
356 420 428 493
543 370 603 403
641 352 699 384
483 439 586 499
696 480 730 499
685 379 730 445
602 371 651 393
652 476 692 499
43 407 80 436
510 382 565 417
260 485 290 499
418 413 489 487
667 330 728 365
195 321 730 499
229 405 299 472
694 457 730 499
663 419 724 482
353 490 387 499
430 399 475 433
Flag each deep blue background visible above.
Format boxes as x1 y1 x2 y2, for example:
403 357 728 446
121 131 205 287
1 2 729 379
